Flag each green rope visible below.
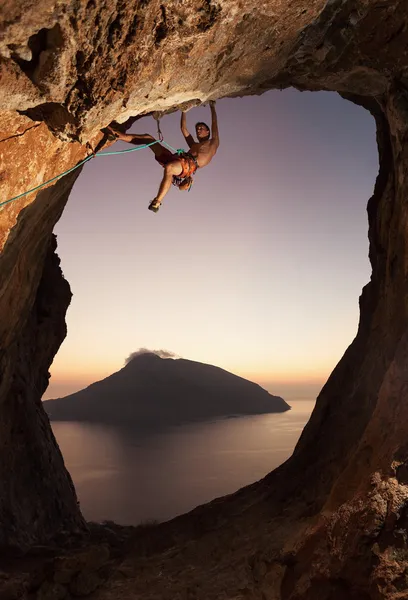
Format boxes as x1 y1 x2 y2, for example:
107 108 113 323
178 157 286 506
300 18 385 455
0 137 184 209
0 154 94 209
162 141 185 155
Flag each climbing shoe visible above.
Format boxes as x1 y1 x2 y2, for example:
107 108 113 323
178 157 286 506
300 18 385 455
103 126 119 142
148 199 161 213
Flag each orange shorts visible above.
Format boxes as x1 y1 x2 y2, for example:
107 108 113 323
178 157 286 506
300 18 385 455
156 152 198 178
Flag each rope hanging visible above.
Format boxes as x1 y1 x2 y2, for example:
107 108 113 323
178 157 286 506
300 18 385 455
0 135 184 210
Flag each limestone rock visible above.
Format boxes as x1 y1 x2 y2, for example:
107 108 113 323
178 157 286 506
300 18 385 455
36 581 68 600
69 571 103 597
54 545 110 573
0 573 28 600
1 0 408 598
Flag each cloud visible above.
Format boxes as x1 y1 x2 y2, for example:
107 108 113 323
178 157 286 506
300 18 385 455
124 348 180 365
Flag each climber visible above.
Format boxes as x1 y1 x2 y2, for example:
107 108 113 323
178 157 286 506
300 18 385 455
106 101 219 213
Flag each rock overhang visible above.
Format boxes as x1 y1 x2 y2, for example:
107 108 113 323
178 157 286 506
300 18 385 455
1 0 406 142
1 0 408 596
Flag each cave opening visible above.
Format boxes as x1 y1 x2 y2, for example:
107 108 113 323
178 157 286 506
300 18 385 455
43 89 378 526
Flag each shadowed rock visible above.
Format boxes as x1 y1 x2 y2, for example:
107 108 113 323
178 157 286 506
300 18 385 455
1 0 408 598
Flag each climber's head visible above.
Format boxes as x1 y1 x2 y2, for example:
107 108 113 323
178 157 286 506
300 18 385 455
195 122 210 141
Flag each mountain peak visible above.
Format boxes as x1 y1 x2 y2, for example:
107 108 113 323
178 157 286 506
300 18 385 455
44 356 290 427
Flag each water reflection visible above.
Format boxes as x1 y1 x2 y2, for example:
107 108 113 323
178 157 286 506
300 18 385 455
52 400 315 525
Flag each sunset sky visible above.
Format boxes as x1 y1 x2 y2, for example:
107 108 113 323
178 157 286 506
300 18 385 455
44 88 378 402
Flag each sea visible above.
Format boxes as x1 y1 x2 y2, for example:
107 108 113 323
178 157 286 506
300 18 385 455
52 399 315 525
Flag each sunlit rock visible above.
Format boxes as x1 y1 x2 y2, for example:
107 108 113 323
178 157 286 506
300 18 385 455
1 0 408 598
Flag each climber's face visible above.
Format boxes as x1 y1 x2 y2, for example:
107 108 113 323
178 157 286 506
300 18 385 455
195 122 210 141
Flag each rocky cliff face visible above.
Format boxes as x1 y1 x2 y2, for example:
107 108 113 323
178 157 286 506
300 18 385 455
1 0 408 598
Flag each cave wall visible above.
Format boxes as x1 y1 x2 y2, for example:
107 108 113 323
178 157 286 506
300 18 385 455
1 0 408 597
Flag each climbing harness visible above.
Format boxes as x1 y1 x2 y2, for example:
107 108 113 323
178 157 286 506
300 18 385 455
0 133 190 209
171 151 197 192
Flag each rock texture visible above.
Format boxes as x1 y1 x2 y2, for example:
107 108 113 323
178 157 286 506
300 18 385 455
1 0 408 598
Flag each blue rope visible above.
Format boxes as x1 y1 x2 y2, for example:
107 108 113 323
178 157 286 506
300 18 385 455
0 138 184 209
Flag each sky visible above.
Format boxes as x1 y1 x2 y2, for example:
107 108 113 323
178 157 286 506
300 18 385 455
44 88 378 402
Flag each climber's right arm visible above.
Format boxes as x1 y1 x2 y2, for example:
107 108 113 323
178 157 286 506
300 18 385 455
180 111 195 148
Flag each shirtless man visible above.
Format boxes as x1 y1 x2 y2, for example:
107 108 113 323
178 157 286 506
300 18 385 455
107 101 219 213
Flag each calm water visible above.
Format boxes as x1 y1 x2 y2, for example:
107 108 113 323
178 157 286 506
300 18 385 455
52 400 315 525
